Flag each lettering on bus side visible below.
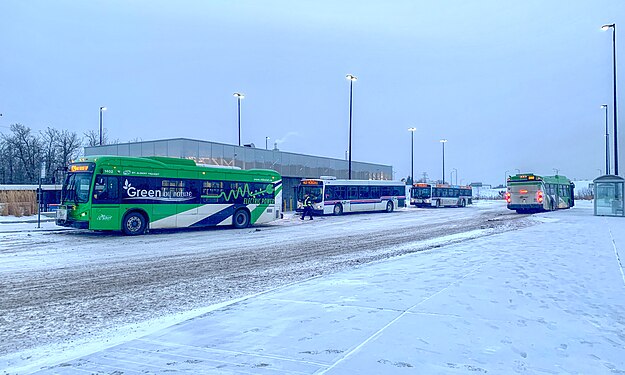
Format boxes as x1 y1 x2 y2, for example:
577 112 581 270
113 176 276 205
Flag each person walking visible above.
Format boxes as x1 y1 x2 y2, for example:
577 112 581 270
301 194 314 220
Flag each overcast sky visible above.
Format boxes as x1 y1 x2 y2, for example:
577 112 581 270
0 0 622 185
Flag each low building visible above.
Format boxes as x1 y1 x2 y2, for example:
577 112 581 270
85 138 393 211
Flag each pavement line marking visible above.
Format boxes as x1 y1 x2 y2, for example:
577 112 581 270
316 264 483 374
606 219 625 287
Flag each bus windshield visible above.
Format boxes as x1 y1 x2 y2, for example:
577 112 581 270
62 172 93 203
297 185 323 203
412 187 431 199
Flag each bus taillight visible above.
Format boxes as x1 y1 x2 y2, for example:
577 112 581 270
537 191 543 203
505 192 511 203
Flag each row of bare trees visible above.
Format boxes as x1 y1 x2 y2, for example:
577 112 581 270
0 124 106 184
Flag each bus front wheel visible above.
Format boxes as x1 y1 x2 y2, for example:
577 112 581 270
233 209 250 228
123 212 147 236
333 204 343 216
386 201 394 213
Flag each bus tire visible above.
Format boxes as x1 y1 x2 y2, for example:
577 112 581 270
386 201 394 213
333 203 343 216
122 211 147 236
233 209 250 228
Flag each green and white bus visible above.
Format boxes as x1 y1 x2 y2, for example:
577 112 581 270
506 173 574 214
56 156 282 235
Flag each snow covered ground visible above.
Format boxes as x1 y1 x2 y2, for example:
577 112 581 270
2 201 625 374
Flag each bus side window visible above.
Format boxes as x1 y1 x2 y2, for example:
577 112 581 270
359 186 370 199
93 175 119 202
326 186 335 200
382 186 391 197
371 186 380 199
348 186 358 200
338 186 346 200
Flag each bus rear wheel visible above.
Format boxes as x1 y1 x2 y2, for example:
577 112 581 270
333 204 343 216
233 209 250 228
386 201 394 213
123 212 147 236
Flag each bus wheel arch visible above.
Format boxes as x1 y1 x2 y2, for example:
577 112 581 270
233 208 251 228
333 203 343 216
386 201 394 213
122 210 148 235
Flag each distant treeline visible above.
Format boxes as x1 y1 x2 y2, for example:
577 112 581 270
0 124 107 184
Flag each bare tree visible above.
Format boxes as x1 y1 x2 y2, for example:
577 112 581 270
56 129 82 173
3 124 42 182
83 129 100 147
41 127 59 181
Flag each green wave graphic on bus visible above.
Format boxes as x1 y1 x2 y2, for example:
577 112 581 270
202 183 275 202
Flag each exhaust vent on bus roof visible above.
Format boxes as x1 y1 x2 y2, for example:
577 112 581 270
320 176 337 180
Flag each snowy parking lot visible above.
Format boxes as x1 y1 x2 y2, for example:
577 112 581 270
2 200 625 374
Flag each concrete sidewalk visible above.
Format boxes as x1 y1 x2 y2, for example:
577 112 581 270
31 204 625 374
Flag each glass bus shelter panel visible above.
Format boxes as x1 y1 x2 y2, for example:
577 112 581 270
595 182 624 216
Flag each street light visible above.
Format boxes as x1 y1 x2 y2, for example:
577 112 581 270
602 23 618 175
553 168 560 175
408 127 416 183
99 106 107 146
265 136 270 150
233 92 244 147
452 168 458 185
439 139 447 184
346 74 357 179
515 168 520 174
601 104 610 174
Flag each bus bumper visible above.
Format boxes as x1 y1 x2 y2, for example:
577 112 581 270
507 204 542 211
55 219 89 229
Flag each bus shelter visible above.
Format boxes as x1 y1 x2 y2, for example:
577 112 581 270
593 175 625 217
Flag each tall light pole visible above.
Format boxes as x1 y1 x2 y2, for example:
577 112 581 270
439 139 447 184
601 104 610 174
408 127 416 183
99 106 107 146
233 92 244 146
452 168 458 185
553 168 560 175
602 23 618 175
265 136 270 150
346 74 357 179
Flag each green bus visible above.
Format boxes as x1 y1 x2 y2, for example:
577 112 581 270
505 173 574 214
55 156 282 235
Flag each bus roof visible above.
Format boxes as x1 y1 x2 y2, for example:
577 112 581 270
300 178 404 186
72 155 281 179
508 173 572 185
412 183 471 189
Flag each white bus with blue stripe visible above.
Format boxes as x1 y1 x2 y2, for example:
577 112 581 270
296 177 406 216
